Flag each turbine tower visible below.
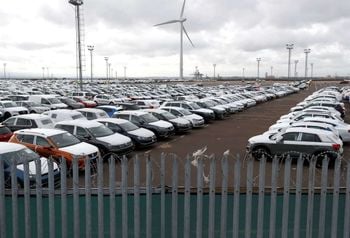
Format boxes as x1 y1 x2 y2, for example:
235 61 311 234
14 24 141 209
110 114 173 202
154 0 194 80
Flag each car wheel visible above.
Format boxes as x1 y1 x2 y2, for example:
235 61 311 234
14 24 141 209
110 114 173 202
109 101 114 105
252 147 271 161
313 151 338 168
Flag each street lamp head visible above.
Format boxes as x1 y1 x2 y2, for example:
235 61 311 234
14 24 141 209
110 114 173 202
104 57 109 62
256 58 261 62
87 45 94 51
69 0 83 6
286 43 294 49
304 48 311 53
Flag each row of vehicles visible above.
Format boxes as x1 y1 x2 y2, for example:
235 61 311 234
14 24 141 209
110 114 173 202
247 86 347 164
0 81 305 187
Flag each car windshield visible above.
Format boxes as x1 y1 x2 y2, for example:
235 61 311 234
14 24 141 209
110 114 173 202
178 108 192 116
88 125 114 137
50 132 81 148
25 101 41 107
72 114 84 120
3 102 17 108
189 102 201 109
160 111 177 120
119 122 139 131
0 148 40 164
140 114 158 123
47 98 61 104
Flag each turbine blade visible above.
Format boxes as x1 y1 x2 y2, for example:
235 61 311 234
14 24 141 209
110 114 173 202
180 0 186 18
183 26 194 47
154 20 180 27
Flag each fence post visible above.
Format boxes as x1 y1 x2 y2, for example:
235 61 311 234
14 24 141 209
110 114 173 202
121 156 128 238
160 153 166 238
48 158 55 238
146 155 152 238
318 157 329 238
245 157 254 238
208 157 216 238
233 155 241 238
23 158 31 238
306 157 316 238
220 154 228 238
184 155 191 238
269 156 279 238
257 155 266 238
85 156 92 238
11 158 18 238
109 155 116 238
343 159 350 238
293 155 304 238
281 156 292 238
331 157 341 238
73 156 80 238
60 157 67 238
171 155 178 238
133 155 140 238
196 157 203 238
98 155 104 238
0 160 5 238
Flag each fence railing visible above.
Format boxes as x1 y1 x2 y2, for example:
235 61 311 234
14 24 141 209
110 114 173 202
0 153 350 238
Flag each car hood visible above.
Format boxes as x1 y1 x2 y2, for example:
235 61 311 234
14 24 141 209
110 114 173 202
193 108 213 114
128 128 155 137
248 134 273 144
60 142 99 156
170 117 190 125
17 157 59 175
184 114 203 120
148 120 173 128
4 107 28 113
97 133 131 145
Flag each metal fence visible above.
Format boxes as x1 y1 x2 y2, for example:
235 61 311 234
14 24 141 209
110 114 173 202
0 153 350 238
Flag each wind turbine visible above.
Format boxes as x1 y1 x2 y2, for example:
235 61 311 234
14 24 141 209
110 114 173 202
154 0 194 80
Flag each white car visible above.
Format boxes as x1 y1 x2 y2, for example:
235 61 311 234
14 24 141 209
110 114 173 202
43 109 87 123
93 94 123 105
76 108 109 120
160 106 204 128
276 112 342 124
2 114 54 131
0 101 29 120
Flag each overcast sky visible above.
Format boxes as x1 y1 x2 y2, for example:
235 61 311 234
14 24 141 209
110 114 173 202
1 0 350 78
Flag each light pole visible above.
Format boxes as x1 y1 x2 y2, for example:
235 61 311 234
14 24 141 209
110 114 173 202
42 67 45 79
213 64 216 79
256 58 261 79
46 67 49 79
286 44 294 79
294 60 299 78
87 45 94 83
242 68 245 79
3 63 6 80
304 48 311 78
270 66 273 77
124 66 127 80
104 57 109 81
310 63 314 78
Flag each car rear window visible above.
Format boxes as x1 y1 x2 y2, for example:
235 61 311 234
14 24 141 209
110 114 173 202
72 114 84 120
41 119 53 125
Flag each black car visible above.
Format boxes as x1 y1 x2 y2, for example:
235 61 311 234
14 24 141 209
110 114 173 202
59 97 84 109
96 118 157 148
116 102 141 111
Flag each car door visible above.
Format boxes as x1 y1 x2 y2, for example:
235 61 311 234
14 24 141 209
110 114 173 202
271 132 301 156
299 132 324 154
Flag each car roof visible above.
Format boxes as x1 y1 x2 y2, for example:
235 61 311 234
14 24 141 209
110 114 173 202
97 105 122 110
0 142 26 154
117 110 148 116
46 109 82 115
284 127 334 135
76 108 105 113
14 128 66 137
95 118 128 124
143 109 167 114
56 119 102 128
9 114 51 120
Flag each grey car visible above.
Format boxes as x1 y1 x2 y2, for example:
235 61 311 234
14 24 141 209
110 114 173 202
16 101 50 114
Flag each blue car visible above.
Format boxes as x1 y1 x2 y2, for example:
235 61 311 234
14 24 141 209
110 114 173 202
97 105 122 117
0 142 60 188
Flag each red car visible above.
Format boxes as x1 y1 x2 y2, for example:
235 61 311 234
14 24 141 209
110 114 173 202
0 125 13 142
71 96 97 108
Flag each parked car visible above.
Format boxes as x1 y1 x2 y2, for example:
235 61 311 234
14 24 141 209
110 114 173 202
195 99 226 119
133 100 161 109
160 106 204 128
76 108 109 120
144 108 192 133
247 127 343 161
43 109 86 123
16 101 50 114
0 101 29 120
54 120 134 156
116 102 141 111
72 91 95 100
94 94 123 105
71 96 97 108
114 110 175 139
0 125 13 141
28 95 68 110
95 118 157 148
0 142 60 188
96 105 122 117
9 129 99 170
59 97 84 109
161 101 215 122
2 114 54 131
